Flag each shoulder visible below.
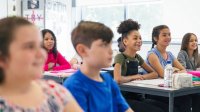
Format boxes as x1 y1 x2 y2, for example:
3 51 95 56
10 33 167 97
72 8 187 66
178 50 188 56
135 54 143 60
114 53 125 65
147 48 157 57
63 71 88 92
37 80 73 106
115 53 124 59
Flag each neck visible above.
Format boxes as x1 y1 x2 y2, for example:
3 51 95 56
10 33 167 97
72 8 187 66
124 48 136 58
187 49 194 58
156 45 167 54
80 62 102 82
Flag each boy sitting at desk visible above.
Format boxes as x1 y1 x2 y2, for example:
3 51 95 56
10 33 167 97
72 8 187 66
63 21 133 112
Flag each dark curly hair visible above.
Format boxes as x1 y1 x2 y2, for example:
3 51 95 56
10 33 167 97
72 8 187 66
117 19 140 38
117 19 140 52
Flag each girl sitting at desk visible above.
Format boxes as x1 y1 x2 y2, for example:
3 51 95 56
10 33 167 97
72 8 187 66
113 19 164 112
177 33 200 71
146 25 191 112
177 33 200 112
113 19 158 84
42 29 71 71
0 16 82 112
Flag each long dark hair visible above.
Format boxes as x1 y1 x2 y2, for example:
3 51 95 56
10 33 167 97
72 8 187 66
151 25 169 49
41 29 58 58
180 33 199 63
0 16 33 84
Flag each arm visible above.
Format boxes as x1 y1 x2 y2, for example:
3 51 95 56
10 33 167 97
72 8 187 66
177 51 187 68
173 59 186 73
126 108 134 112
148 53 165 78
53 52 71 70
64 97 83 112
113 63 143 84
141 62 158 79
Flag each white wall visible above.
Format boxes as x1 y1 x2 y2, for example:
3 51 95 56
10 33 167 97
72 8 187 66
0 0 8 18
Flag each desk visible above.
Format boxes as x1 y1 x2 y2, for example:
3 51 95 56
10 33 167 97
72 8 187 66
120 79 200 112
43 69 76 84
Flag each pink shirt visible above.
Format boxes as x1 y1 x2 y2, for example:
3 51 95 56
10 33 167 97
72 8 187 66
44 51 71 71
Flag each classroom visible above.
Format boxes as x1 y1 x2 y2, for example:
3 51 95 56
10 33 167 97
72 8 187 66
0 0 200 112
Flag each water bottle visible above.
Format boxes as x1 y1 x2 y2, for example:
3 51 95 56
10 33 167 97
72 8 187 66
164 61 173 87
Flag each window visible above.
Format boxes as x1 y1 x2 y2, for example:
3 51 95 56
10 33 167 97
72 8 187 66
82 5 125 41
127 1 163 41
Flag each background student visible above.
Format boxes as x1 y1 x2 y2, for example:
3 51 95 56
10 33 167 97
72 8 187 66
177 33 200 71
146 25 191 112
113 19 164 112
42 29 71 71
177 33 200 112
0 16 82 112
113 19 158 84
63 21 133 112
146 25 185 77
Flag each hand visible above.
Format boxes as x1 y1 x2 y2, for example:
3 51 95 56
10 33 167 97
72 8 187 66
173 67 180 73
72 64 80 70
131 74 144 80
48 62 54 70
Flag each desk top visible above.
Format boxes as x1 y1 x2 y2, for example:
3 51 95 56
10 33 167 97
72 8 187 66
120 79 200 97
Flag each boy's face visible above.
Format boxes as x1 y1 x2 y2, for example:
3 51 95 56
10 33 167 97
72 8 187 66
83 39 113 69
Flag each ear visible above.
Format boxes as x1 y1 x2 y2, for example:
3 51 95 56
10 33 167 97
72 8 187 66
76 44 89 58
153 37 158 42
0 57 6 69
123 38 128 46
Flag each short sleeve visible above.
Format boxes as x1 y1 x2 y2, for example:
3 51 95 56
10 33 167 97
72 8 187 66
168 51 175 63
111 80 129 112
136 54 144 66
63 80 89 111
177 51 187 68
196 54 200 68
46 80 73 106
114 54 125 65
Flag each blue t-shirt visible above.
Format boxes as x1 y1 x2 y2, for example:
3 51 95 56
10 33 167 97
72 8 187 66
63 70 129 112
146 47 175 68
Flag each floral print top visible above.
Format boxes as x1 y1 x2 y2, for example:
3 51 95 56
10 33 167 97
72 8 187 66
0 80 72 112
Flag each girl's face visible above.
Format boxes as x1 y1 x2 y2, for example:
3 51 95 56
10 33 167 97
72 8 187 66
43 32 55 51
156 28 171 47
188 34 198 51
124 30 142 52
1 25 46 81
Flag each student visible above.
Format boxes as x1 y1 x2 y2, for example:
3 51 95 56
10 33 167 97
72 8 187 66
177 33 200 112
113 19 165 112
146 25 191 112
113 19 158 84
70 53 82 69
177 33 200 71
0 16 82 111
42 29 71 71
63 21 133 112
146 25 186 77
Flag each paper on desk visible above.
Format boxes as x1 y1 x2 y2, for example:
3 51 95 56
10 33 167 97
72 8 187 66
132 79 163 86
44 69 77 77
